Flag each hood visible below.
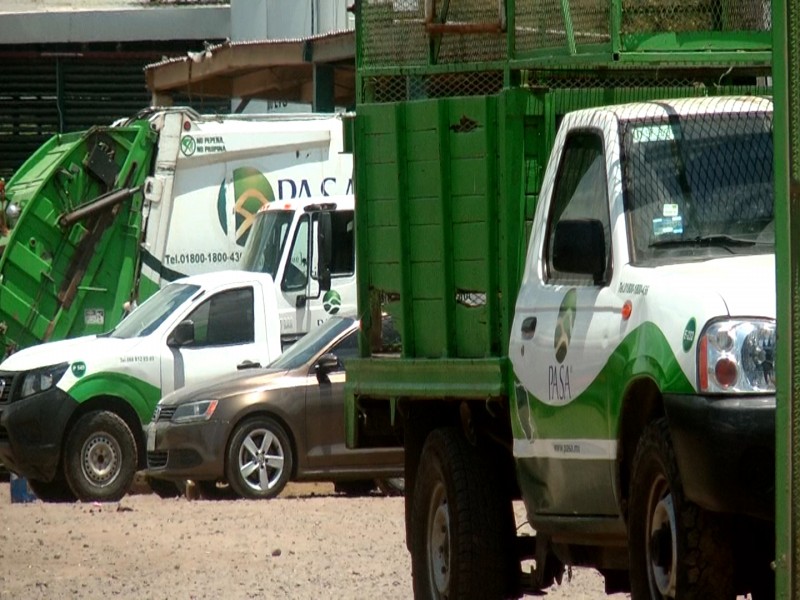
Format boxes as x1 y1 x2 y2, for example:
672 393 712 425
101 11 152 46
647 254 775 318
160 367 292 407
0 335 148 372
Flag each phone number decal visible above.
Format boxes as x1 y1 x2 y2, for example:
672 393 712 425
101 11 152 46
164 251 243 266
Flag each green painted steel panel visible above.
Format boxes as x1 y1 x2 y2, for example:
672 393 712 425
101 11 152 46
0 122 157 356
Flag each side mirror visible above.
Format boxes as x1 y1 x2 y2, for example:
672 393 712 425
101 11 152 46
167 320 195 348
552 219 606 283
315 353 340 381
317 212 332 292
237 360 262 370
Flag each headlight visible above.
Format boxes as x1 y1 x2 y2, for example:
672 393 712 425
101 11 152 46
171 399 218 423
698 320 775 393
19 363 69 399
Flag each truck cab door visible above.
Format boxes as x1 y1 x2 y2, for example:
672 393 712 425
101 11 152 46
159 285 265 393
276 210 357 344
510 127 622 517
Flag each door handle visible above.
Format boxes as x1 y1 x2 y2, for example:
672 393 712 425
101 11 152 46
521 316 537 340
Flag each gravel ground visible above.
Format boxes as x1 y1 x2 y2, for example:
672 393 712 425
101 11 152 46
0 479 633 600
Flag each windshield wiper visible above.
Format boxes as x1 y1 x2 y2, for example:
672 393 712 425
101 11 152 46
649 234 762 249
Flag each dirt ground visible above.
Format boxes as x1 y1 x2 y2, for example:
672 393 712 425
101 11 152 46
0 476 637 600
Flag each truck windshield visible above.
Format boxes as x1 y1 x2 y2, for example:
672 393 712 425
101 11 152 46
622 106 773 265
109 283 200 339
269 317 356 370
240 210 294 277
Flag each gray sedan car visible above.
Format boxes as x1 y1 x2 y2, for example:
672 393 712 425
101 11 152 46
145 316 403 499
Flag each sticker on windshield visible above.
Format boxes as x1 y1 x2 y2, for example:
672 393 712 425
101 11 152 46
652 216 684 236
662 203 679 217
632 124 682 144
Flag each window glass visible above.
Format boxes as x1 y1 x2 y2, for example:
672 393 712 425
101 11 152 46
329 211 355 276
621 109 773 265
283 216 309 290
111 283 200 339
182 287 255 347
545 132 611 284
240 210 294 277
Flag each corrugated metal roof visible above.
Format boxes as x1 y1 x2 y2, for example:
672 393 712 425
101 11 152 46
144 29 355 107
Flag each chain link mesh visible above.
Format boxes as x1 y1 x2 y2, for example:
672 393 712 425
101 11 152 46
360 0 771 71
614 97 773 265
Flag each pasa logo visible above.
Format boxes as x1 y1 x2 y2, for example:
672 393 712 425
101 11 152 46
553 289 577 363
323 290 342 314
216 166 276 247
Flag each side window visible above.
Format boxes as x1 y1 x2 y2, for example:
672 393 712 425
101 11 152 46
329 211 355 277
283 216 309 291
544 131 611 285
328 330 359 369
183 287 255 347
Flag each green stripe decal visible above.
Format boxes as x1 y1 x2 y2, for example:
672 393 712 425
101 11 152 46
512 321 694 445
68 372 162 424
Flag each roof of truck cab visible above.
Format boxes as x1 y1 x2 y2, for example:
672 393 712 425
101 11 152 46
174 270 276 289
567 95 773 124
261 194 354 214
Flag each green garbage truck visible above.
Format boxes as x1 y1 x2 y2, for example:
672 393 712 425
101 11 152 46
345 0 775 598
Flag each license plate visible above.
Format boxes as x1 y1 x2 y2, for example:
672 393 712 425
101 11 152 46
146 423 157 452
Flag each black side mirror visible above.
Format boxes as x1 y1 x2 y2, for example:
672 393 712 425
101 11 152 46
552 219 606 283
315 353 340 381
167 320 195 347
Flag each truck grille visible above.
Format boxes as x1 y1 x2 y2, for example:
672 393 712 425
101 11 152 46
154 406 177 422
147 452 168 469
0 373 15 405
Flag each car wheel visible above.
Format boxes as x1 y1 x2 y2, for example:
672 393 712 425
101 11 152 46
64 411 137 502
146 475 185 499
225 416 292 500
411 427 518 600
375 478 405 496
628 418 735 600
27 477 77 503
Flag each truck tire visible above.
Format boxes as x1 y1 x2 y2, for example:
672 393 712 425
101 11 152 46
27 477 76 502
225 417 293 500
628 418 735 600
411 427 518 600
64 411 138 502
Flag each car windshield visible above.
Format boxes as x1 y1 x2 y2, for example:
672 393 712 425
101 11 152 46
240 210 294 277
109 283 200 339
269 316 357 370
622 105 774 265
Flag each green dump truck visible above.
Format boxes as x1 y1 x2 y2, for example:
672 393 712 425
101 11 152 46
345 1 774 598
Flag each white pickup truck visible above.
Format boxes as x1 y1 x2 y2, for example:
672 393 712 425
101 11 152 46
0 270 282 502
509 95 775 597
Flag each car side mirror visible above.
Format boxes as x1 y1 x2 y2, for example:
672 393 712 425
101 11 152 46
315 353 340 382
167 320 195 347
552 218 606 283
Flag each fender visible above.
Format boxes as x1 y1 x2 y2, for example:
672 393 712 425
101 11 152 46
67 372 162 424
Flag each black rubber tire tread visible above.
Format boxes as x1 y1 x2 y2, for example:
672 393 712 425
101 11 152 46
64 411 137 502
411 427 519 600
628 418 735 600
27 477 77 503
196 480 238 500
225 416 293 500
146 475 184 499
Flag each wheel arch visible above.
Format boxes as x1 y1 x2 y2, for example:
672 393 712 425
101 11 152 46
64 395 148 469
616 376 664 521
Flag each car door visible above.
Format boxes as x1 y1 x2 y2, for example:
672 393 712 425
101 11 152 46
510 126 622 517
302 329 360 469
159 285 262 394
